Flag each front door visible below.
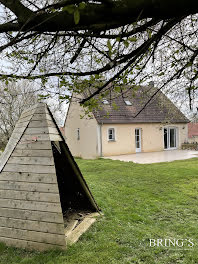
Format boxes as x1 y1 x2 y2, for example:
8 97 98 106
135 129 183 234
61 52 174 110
164 127 177 150
135 128 141 153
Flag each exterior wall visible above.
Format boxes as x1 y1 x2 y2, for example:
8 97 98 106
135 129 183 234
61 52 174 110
64 99 99 159
101 123 188 156
188 136 198 143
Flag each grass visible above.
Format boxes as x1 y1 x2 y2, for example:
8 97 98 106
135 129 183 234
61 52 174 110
1 158 198 263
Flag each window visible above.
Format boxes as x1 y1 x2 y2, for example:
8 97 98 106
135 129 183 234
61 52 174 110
108 128 115 141
77 128 80 140
124 100 132 106
102 99 109 105
164 127 177 149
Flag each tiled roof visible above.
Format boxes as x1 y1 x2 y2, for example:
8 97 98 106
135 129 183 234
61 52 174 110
92 86 189 124
188 123 198 138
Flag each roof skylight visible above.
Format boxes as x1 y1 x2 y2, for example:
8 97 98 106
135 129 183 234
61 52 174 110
102 99 109 105
124 100 132 106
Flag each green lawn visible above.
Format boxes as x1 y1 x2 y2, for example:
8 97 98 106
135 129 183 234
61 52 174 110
1 158 198 264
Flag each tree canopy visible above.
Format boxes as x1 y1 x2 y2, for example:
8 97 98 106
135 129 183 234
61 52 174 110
0 0 197 109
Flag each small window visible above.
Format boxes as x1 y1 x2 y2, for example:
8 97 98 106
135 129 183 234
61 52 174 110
77 128 80 140
108 128 115 141
124 100 132 106
102 99 109 105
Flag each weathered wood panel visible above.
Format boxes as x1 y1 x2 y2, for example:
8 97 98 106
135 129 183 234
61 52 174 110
0 216 64 234
16 141 52 150
14 121 29 128
18 134 50 142
0 190 60 203
66 217 96 244
46 119 57 127
27 120 56 128
17 115 34 124
8 156 54 165
20 106 46 119
25 127 49 134
0 208 64 223
0 172 57 183
0 198 62 213
12 149 53 157
48 127 59 134
0 236 65 251
3 164 56 174
31 113 52 121
12 126 28 134
0 125 29 172
21 103 43 114
49 134 62 141
0 226 66 246
0 180 58 193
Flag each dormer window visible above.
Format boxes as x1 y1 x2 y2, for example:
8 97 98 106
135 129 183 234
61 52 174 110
124 100 132 106
102 99 109 105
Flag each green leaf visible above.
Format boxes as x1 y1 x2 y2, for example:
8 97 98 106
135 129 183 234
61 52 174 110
129 37 137 42
186 61 193 67
74 9 80 24
147 29 152 39
124 40 129 48
62 5 75 14
158 72 164 76
79 2 86 9
107 40 112 51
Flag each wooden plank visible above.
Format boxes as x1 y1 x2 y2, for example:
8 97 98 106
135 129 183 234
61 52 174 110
64 220 78 237
46 120 56 127
21 103 43 114
12 149 53 157
15 134 50 142
66 217 96 244
3 164 56 174
25 127 49 134
0 208 64 223
17 115 34 124
0 236 65 251
0 226 66 246
0 124 29 172
8 156 54 165
12 126 28 134
14 121 29 128
0 180 58 193
31 113 52 121
0 172 57 184
0 190 60 203
16 141 52 150
49 134 62 141
20 106 46 119
28 120 56 128
48 127 59 134
0 216 64 235
0 198 62 213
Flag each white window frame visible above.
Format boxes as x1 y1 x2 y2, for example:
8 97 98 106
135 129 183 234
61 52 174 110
108 128 115 141
164 126 178 150
135 128 142 152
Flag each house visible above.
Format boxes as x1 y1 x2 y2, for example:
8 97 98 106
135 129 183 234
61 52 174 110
64 85 189 159
188 123 198 142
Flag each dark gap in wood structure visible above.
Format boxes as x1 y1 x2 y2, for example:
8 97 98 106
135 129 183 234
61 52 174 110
51 141 96 226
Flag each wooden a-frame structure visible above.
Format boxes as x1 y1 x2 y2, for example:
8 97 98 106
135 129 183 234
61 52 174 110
0 103 99 251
